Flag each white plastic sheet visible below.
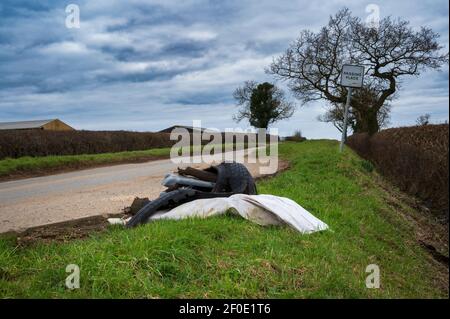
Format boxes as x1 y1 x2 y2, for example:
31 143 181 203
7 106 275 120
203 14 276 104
149 194 328 234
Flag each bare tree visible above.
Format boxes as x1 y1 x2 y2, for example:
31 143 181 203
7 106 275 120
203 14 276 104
416 113 431 126
269 8 448 135
233 81 295 129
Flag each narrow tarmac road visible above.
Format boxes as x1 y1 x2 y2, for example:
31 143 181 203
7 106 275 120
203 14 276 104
0 148 275 233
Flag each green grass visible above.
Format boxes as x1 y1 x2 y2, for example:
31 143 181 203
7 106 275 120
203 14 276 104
0 143 246 179
0 148 172 178
0 140 446 298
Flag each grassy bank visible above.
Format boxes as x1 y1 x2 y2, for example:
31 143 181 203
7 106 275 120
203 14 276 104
0 148 171 180
0 143 246 180
0 140 446 298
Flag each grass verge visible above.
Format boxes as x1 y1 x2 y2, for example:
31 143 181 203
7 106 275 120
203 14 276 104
0 148 171 180
0 143 247 181
0 140 447 298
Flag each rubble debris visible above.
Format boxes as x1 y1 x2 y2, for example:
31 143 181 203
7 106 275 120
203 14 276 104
177 166 217 182
126 162 257 228
115 160 328 234
125 197 150 215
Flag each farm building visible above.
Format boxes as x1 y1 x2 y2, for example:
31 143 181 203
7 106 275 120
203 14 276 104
0 119 75 131
158 125 206 133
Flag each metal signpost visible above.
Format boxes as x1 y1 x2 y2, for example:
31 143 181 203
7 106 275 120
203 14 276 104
339 64 364 152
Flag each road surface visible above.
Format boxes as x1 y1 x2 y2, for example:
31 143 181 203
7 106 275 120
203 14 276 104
0 148 276 233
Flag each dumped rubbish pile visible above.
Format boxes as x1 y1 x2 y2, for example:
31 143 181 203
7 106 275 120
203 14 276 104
111 162 328 234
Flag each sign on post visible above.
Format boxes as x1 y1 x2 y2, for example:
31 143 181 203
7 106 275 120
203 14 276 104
339 64 364 152
340 64 365 88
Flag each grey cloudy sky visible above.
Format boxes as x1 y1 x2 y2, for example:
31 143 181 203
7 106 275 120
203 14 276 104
0 0 448 138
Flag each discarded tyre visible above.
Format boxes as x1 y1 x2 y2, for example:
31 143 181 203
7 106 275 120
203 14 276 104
126 162 257 228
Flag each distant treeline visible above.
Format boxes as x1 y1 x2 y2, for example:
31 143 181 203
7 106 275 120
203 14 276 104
347 124 449 222
0 129 274 159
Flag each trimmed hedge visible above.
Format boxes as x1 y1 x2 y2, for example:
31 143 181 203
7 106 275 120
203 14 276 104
0 130 175 159
347 124 449 221
0 130 270 159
